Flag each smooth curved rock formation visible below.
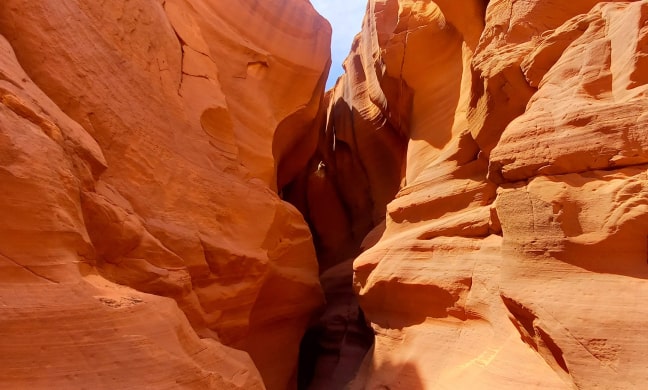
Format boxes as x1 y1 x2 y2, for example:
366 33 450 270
3 0 648 389
0 1 330 389
292 0 648 389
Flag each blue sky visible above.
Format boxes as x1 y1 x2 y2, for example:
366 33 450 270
310 0 367 89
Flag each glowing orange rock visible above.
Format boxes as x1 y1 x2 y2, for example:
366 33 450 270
308 1 648 389
0 0 330 389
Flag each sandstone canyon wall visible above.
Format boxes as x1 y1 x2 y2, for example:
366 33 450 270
0 1 330 389
2 0 648 389
290 0 648 389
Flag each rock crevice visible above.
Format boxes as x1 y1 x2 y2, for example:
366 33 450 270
290 1 648 389
0 1 331 389
1 1 648 390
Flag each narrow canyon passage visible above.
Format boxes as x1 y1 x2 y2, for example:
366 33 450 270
1 1 648 390
284 1 481 387
286 0 648 389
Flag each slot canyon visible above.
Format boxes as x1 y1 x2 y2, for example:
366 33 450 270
1 0 647 389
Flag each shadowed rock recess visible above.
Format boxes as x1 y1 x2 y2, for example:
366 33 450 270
0 1 647 390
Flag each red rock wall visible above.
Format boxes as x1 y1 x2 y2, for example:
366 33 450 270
295 0 648 389
3 0 648 389
0 1 330 389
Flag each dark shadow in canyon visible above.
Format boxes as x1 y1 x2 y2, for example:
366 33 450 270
283 96 407 388
297 259 374 389
348 353 426 390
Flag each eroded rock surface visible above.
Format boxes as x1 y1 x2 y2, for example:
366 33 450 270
292 0 648 389
3 0 648 389
0 1 330 389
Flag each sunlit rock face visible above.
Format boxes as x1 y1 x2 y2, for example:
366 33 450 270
0 1 330 389
2 0 648 389
292 1 648 389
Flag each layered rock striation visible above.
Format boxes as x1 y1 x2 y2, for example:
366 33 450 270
0 1 330 389
2 0 648 389
292 0 648 389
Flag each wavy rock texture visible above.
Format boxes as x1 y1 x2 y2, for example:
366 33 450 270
3 0 648 389
292 0 648 389
0 1 330 389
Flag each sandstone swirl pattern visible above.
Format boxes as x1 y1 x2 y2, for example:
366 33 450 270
1 1 648 390
293 1 648 389
0 1 330 389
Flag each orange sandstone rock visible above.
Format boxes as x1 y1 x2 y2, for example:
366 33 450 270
0 1 330 389
3 0 648 389
0 32 263 389
304 0 648 389
490 1 648 181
